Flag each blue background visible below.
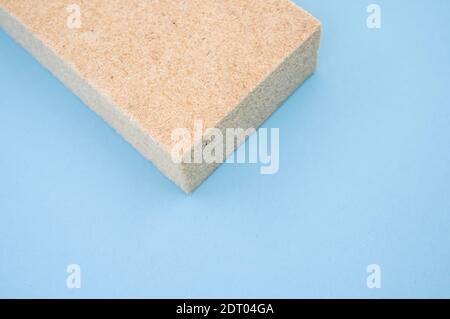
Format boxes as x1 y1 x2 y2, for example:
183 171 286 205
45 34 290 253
1 0 449 298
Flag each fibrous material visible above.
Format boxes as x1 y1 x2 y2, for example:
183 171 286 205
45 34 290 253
0 0 321 193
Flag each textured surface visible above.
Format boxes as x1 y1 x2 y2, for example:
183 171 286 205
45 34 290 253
1 0 450 298
0 0 320 191
0 0 320 146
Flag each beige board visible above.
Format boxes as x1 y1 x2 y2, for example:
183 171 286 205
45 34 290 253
0 0 321 193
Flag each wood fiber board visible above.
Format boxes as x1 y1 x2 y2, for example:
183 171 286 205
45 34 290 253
0 0 321 193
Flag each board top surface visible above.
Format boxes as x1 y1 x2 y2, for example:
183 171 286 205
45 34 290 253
1 0 319 150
